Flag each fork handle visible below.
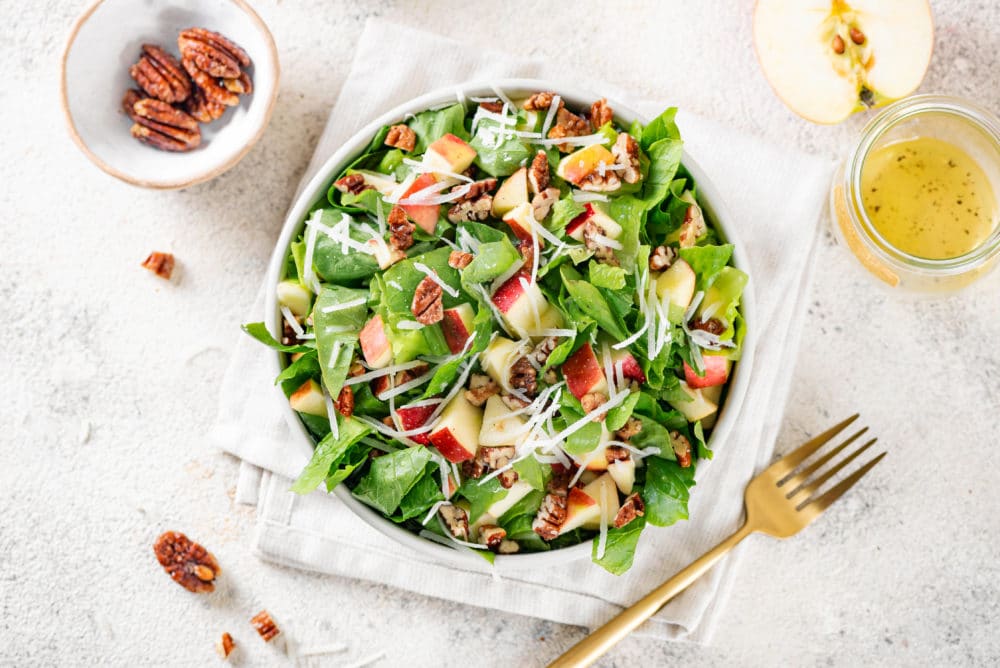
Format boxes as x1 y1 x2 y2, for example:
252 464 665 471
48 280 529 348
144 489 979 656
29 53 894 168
548 522 755 668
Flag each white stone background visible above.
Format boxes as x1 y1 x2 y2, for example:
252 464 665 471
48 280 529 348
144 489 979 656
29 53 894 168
2 1 999 666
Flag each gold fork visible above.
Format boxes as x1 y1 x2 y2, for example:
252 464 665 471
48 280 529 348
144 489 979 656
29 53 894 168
549 414 885 668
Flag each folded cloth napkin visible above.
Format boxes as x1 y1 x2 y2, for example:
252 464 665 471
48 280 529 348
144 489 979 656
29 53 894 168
211 18 831 642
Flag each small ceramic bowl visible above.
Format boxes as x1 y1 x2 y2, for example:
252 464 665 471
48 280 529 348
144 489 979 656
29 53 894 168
61 0 279 189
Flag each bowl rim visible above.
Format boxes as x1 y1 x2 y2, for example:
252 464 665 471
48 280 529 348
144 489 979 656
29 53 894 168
59 0 281 190
263 78 756 573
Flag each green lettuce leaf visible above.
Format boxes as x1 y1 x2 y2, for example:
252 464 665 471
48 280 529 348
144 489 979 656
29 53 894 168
678 244 734 290
242 322 313 354
638 107 680 151
640 139 684 210
408 103 469 153
643 457 696 526
588 261 626 290
593 514 646 575
458 476 508 523
352 446 434 515
291 416 372 494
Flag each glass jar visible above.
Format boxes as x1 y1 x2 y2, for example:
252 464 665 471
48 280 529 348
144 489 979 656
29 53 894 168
830 95 1000 292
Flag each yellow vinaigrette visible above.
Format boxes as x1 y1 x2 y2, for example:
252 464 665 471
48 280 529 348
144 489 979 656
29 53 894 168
860 137 998 260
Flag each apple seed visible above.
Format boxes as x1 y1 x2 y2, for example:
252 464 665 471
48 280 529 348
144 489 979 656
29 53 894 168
832 34 846 54
849 27 866 44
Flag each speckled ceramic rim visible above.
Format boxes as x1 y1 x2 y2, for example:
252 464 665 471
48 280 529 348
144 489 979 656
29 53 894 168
59 0 280 190
844 95 1000 275
264 79 756 574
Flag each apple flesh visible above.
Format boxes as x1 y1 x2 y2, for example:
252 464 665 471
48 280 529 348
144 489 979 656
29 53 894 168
480 395 529 447
561 342 608 400
611 349 646 385
428 393 483 463
683 354 731 389
655 258 696 315
485 480 534 520
491 166 528 217
277 279 312 317
423 133 478 173
753 0 934 124
556 144 616 187
481 337 518 392
491 271 553 338
395 403 437 445
400 173 441 234
565 203 622 242
608 459 635 495
351 169 398 195
502 202 544 247
580 473 620 531
557 487 600 535
668 380 719 422
289 379 327 417
440 303 475 354
366 239 406 270
359 315 393 369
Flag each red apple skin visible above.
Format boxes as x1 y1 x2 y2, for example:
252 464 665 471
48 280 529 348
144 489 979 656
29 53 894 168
401 174 441 234
396 404 437 445
440 305 474 354
613 350 646 384
565 203 596 237
491 270 530 314
683 355 729 389
567 486 597 508
359 315 391 368
562 342 607 399
429 427 476 463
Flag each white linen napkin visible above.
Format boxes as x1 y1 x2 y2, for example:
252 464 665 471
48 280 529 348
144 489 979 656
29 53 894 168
211 19 831 642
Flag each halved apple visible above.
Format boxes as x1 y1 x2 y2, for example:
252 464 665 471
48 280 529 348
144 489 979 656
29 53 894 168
440 303 475 354
561 342 608 399
428 393 483 463
491 167 528 217
359 315 393 369
753 0 934 124
289 379 327 417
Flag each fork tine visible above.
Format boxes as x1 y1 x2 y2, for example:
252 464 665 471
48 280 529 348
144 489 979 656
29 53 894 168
799 451 887 515
780 427 869 490
786 437 878 501
766 414 860 479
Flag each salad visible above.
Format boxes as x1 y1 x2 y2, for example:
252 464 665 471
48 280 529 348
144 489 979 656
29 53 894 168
244 88 748 574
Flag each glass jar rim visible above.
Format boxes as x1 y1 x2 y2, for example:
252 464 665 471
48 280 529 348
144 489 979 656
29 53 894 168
844 94 1000 275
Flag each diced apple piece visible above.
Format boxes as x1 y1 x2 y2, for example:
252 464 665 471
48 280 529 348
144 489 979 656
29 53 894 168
485 480 534 520
491 167 528 217
277 279 312 317
423 133 477 173
359 315 393 369
564 203 623 242
668 380 719 422
537 304 565 331
441 303 475 354
561 342 608 399
556 144 616 187
611 349 646 384
428 394 483 463
581 473 620 531
502 202 544 247
655 259 697 313
365 239 406 269
480 395 528 447
557 487 601 535
608 459 635 495
289 379 327 417
396 403 437 445
683 354 731 389
491 271 551 338
481 337 518 391
400 173 441 234
351 169 398 195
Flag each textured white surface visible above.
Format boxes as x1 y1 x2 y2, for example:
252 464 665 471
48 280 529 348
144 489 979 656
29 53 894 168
2 1 999 666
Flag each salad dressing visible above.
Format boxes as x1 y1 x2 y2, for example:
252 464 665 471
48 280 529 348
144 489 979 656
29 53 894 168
860 137 997 260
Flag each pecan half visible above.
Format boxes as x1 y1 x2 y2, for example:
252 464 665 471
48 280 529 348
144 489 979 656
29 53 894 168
528 150 550 194
583 221 620 266
439 504 470 541
478 524 507 550
670 431 693 468
153 531 220 593
384 124 416 152
612 132 642 184
184 85 227 123
462 457 487 479
605 445 630 463
678 202 707 248
222 71 253 95
532 492 568 541
481 446 516 470
577 166 621 193
464 374 498 407
130 44 192 103
509 356 538 397
250 610 280 642
411 276 443 325
548 107 591 152
334 173 372 196
334 385 354 417
452 178 498 204
479 100 504 113
216 633 235 660
448 250 473 269
126 94 201 151
581 392 608 421
532 336 559 366
497 468 519 489
178 28 251 77
690 318 725 335
388 205 414 250
590 98 613 131
614 493 645 528
614 417 643 442
649 245 676 271
141 251 175 280
447 194 492 223
523 91 563 111
182 56 240 107
531 187 560 222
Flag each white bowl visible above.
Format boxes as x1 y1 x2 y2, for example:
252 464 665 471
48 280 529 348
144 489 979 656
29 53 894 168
61 0 279 189
264 79 756 573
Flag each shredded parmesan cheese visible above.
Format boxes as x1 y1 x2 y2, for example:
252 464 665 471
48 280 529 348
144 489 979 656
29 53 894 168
320 297 367 313
281 307 303 336
414 262 460 297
